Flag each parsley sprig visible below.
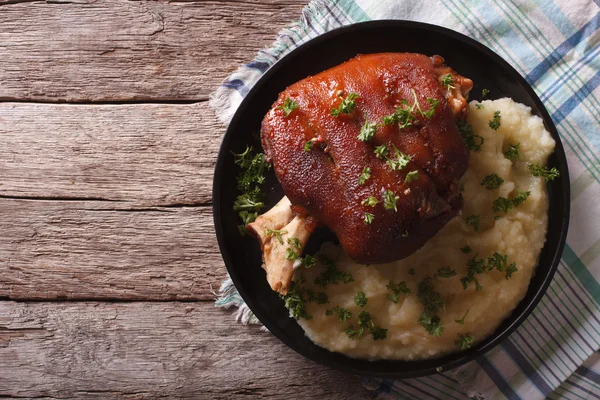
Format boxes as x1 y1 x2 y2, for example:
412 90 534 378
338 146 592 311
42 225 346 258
345 311 388 341
492 190 531 214
358 167 371 185
465 215 480 232
374 144 389 159
358 115 377 142
387 280 411 304
383 190 400 212
281 280 328 320
362 196 379 207
489 110 501 130
405 170 419 183
325 305 352 322
314 255 354 288
386 145 412 172
232 146 270 234
504 143 520 160
278 98 299 117
354 291 368 307
455 333 475 350
529 164 560 182
441 74 455 91
265 229 287 245
481 173 504 190
300 254 317 269
382 90 439 128
460 252 518 290
455 309 470 324
331 92 360 117
457 121 484 152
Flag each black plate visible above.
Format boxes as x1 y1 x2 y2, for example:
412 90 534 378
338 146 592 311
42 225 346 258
212 20 570 378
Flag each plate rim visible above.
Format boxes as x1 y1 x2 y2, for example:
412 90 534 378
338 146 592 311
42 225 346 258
212 19 571 378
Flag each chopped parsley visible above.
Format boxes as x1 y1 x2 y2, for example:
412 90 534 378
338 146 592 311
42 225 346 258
325 305 352 322
487 252 518 279
436 266 457 278
386 145 412 171
358 167 371 185
481 173 504 190
285 248 299 261
482 88 489 98
489 110 502 130
358 116 377 142
411 90 439 119
364 212 375 225
278 98 299 117
475 104 484 109
455 309 470 325
457 120 484 152
381 91 438 129
401 230 409 238
237 211 258 235
460 255 486 291
405 170 419 183
460 252 518 290
441 74 455 91
304 140 313 152
287 237 301 249
314 255 354 288
504 143 520 160
417 276 445 337
461 245 472 254
354 291 368 307
465 215 480 232
382 99 415 129
300 254 317 269
362 196 379 207
331 92 360 117
455 333 475 350
233 190 264 212
345 311 388 341
409 268 416 276
232 146 270 233
383 190 400 212
374 144 389 159
265 229 287 245
529 164 560 182
492 197 513 214
513 190 531 206
387 280 411 304
281 280 328 320
493 190 531 213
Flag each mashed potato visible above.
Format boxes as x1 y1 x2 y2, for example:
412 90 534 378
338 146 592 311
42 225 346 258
293 98 556 360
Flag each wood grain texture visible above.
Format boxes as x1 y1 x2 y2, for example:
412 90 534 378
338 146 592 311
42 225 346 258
0 301 366 399
0 102 218 205
0 0 305 102
0 198 226 300
0 102 238 300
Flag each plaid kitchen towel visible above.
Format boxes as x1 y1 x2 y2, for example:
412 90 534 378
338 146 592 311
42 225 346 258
211 1 600 399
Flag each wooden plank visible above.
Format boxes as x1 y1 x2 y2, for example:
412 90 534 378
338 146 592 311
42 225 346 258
0 0 305 102
0 199 226 300
0 102 218 205
0 301 366 399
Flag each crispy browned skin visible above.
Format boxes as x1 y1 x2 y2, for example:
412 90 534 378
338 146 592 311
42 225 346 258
260 53 471 264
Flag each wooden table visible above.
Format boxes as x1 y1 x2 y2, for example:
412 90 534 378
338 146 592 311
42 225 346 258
0 1 367 398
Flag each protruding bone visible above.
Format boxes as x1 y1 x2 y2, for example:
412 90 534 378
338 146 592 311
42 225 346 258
247 196 315 295
247 196 293 250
